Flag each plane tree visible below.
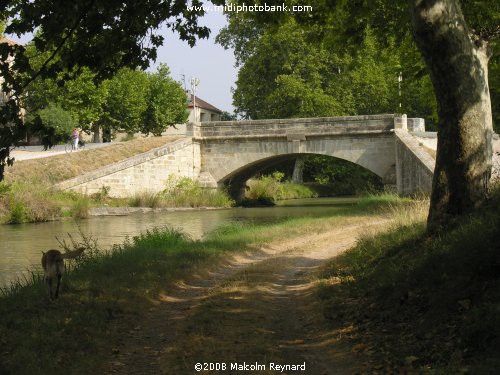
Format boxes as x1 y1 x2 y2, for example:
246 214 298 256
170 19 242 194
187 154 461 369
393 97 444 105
233 0 498 229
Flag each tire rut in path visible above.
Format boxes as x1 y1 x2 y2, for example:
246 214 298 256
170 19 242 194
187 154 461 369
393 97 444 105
103 220 387 374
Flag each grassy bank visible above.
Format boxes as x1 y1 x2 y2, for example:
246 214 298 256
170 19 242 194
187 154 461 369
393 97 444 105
244 174 318 206
317 189 500 373
0 181 94 224
6 136 180 184
128 176 234 208
0 176 234 224
0 195 406 374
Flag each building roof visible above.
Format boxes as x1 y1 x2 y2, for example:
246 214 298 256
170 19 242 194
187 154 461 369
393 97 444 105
187 94 222 113
0 37 20 46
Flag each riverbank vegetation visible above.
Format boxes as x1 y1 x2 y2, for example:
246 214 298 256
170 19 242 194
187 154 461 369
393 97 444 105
128 176 234 208
0 194 406 374
317 188 500 372
243 172 318 206
243 164 382 206
0 175 234 224
0 181 90 224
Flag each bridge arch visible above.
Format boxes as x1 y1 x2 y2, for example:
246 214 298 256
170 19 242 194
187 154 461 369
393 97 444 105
217 153 387 200
194 116 397 196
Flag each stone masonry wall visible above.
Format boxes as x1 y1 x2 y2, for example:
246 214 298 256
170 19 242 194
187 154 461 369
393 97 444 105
199 134 396 186
395 130 435 195
56 137 200 198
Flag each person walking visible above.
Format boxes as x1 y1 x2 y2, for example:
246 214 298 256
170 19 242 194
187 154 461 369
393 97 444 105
71 128 79 151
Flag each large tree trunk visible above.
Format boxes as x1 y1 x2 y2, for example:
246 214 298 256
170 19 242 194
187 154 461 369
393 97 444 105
410 0 493 230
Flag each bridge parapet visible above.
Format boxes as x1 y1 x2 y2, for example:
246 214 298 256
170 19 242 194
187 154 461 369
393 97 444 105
187 114 395 140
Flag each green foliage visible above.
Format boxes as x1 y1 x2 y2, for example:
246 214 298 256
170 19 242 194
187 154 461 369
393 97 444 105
27 103 77 147
245 175 281 203
7 196 27 224
227 19 347 119
220 18 437 123
276 182 318 200
0 183 62 224
245 174 318 204
128 176 234 208
101 68 149 135
0 0 215 179
0 181 10 196
25 61 187 141
143 64 188 135
90 185 111 203
37 104 76 135
303 155 383 194
128 191 163 208
24 43 107 134
162 175 234 208
220 111 237 121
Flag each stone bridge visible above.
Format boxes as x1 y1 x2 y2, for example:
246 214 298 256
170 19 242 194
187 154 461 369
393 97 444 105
57 114 435 199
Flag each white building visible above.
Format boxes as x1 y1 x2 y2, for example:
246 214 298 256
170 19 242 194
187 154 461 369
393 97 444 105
187 94 222 122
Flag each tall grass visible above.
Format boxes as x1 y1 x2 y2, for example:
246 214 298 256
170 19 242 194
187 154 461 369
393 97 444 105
317 191 500 373
245 174 319 204
0 176 234 224
129 176 234 208
0 181 94 224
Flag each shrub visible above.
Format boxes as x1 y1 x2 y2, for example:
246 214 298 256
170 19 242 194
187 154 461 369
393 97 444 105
129 191 163 208
162 175 234 208
246 176 280 201
7 197 27 224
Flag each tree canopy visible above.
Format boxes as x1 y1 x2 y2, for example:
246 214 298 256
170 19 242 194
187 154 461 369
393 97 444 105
24 61 187 145
218 13 438 126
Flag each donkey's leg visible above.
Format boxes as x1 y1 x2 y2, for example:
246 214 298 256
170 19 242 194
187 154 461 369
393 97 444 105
54 274 62 299
46 277 53 300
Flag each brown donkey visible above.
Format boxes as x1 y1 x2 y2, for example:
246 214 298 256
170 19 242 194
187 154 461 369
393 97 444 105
41 247 86 300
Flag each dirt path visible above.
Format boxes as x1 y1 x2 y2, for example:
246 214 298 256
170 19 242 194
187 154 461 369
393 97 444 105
103 219 388 374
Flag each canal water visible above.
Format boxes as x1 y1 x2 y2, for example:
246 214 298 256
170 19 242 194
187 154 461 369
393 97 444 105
0 197 358 288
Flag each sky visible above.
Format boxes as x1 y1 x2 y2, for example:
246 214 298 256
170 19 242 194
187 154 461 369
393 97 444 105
152 11 237 113
8 10 238 113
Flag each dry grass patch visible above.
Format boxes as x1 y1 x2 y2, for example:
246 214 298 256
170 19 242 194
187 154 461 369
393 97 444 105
5 136 181 184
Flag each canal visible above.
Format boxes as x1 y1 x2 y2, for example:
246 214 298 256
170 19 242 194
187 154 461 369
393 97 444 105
0 197 358 287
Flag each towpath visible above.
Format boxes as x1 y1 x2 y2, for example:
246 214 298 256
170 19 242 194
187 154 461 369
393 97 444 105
103 218 388 374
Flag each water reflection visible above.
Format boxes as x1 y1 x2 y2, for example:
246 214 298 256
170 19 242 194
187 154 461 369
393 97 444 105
0 197 357 287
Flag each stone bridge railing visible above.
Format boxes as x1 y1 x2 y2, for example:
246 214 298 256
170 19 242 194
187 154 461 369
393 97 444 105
187 114 396 140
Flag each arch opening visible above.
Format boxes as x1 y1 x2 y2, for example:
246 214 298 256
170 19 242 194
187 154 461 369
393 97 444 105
218 153 387 201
